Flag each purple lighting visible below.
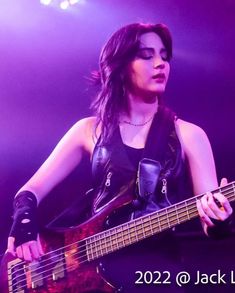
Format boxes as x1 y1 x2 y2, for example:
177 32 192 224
69 0 79 4
39 0 84 9
40 0 52 5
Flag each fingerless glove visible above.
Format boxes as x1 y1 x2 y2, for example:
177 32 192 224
9 191 38 247
207 216 233 239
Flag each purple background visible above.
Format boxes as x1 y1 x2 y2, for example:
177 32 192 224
0 0 235 289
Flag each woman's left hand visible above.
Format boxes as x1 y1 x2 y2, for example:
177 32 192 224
196 178 233 230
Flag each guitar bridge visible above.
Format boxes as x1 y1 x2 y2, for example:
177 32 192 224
8 258 27 293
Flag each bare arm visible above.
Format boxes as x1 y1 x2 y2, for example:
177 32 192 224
7 116 96 260
176 119 218 194
176 119 233 235
17 117 96 202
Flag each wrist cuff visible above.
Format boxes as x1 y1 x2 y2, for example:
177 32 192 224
207 216 233 239
9 191 38 247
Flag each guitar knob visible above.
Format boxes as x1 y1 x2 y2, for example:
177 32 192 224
105 217 110 228
132 198 143 209
98 262 105 272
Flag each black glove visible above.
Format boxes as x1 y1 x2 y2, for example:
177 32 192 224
207 216 233 239
9 191 38 247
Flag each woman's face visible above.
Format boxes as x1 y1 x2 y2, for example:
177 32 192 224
126 32 170 99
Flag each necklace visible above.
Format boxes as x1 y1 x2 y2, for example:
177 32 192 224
121 113 155 127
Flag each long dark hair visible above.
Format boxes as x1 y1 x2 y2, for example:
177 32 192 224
91 22 172 143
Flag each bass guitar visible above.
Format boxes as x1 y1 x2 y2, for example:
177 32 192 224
0 181 234 292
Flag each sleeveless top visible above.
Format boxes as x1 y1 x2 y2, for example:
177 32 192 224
91 106 193 225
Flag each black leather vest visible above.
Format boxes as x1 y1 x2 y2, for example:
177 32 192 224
91 106 193 223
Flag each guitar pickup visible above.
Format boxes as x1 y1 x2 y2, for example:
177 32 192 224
52 261 66 281
29 261 44 289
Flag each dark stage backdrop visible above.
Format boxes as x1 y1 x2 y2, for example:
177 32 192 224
0 1 235 292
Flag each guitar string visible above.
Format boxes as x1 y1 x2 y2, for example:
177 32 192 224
10 183 233 273
13 196 234 293
9 186 234 285
12 208 202 292
10 199 200 280
10 183 233 274
11 190 235 290
10 185 234 283
9 190 206 275
9 182 233 276
10 202 202 288
12 204 234 292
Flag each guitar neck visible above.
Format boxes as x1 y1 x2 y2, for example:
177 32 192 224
86 182 235 261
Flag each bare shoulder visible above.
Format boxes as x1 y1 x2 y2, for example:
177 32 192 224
70 116 98 153
72 116 96 134
175 119 218 194
175 118 209 150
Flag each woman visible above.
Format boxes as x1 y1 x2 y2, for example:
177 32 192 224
7 23 232 291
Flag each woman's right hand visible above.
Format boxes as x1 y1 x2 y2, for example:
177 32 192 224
7 236 44 262
8 191 40 262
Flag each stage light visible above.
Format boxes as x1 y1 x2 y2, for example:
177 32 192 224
60 0 70 10
39 0 85 9
69 0 79 4
40 0 52 5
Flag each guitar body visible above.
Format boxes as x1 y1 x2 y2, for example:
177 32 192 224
0 219 115 293
0 183 135 293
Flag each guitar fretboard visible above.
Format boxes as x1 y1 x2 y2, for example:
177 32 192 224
86 182 235 261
